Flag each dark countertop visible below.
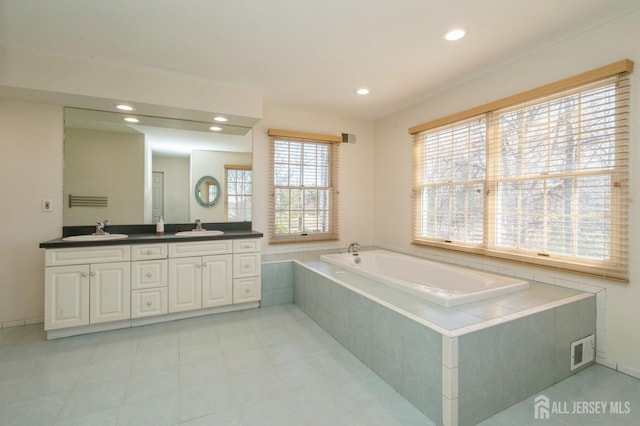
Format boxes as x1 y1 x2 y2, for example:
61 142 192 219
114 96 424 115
40 222 263 249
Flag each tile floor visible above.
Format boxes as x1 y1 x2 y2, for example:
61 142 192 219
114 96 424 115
0 304 638 426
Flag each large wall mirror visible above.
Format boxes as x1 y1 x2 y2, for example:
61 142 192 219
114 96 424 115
63 108 253 226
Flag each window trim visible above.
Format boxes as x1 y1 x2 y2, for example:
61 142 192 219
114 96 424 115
410 60 633 282
268 129 340 244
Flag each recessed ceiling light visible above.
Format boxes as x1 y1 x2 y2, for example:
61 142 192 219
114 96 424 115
356 88 370 95
116 104 135 111
124 117 139 123
444 28 467 41
213 116 228 122
209 126 222 131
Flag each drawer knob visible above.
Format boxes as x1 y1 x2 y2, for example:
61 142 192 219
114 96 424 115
146 250 152 255
81 272 88 277
146 273 152 278
146 301 152 306
90 272 96 277
245 288 250 294
243 264 250 269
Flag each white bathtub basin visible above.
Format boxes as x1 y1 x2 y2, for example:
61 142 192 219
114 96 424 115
63 233 129 242
321 250 529 307
174 230 224 237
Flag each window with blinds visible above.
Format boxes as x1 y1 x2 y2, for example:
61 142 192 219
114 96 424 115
414 116 487 246
411 60 632 280
225 165 252 221
268 129 340 243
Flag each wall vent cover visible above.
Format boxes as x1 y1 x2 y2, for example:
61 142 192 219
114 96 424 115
570 334 594 371
69 194 108 208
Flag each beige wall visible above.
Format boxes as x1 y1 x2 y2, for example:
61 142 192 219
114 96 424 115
0 100 63 325
63 128 145 226
374 10 640 375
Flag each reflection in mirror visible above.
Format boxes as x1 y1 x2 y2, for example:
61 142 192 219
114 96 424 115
195 176 221 207
63 108 253 226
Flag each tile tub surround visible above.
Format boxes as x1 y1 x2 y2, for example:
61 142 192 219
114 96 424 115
267 250 596 426
260 261 294 308
456 296 596 425
293 262 443 423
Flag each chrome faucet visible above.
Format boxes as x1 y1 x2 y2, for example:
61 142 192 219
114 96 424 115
194 219 204 231
95 220 110 235
347 242 360 253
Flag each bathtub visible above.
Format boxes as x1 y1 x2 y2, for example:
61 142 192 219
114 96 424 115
320 249 529 307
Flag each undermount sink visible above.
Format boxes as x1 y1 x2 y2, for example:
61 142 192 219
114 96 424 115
62 233 129 242
174 230 224 237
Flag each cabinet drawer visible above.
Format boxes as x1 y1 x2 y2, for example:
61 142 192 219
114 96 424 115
46 245 130 266
233 277 261 304
131 244 168 261
132 288 168 318
132 259 168 289
169 240 233 258
234 252 261 278
233 239 261 253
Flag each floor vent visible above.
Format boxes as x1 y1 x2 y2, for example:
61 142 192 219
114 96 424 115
570 334 595 371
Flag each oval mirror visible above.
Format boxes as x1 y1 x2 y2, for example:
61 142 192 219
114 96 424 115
195 175 221 207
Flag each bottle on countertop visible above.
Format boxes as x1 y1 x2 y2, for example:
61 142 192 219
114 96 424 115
156 217 165 236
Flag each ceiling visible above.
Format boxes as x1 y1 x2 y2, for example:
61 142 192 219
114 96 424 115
1 0 639 121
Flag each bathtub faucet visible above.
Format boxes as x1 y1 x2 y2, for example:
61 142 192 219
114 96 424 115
347 242 360 253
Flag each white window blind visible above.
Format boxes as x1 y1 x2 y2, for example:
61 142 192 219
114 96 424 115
412 61 632 280
268 129 340 243
414 116 486 246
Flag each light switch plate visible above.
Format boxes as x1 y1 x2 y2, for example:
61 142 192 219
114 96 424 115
42 199 53 212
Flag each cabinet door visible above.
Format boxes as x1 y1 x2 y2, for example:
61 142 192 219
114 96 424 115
233 276 262 304
233 252 261 278
45 265 90 330
168 257 202 313
202 254 232 308
89 262 131 324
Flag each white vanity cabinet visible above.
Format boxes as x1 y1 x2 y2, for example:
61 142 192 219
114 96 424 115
42 236 262 338
44 245 131 330
168 240 233 313
131 243 168 318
